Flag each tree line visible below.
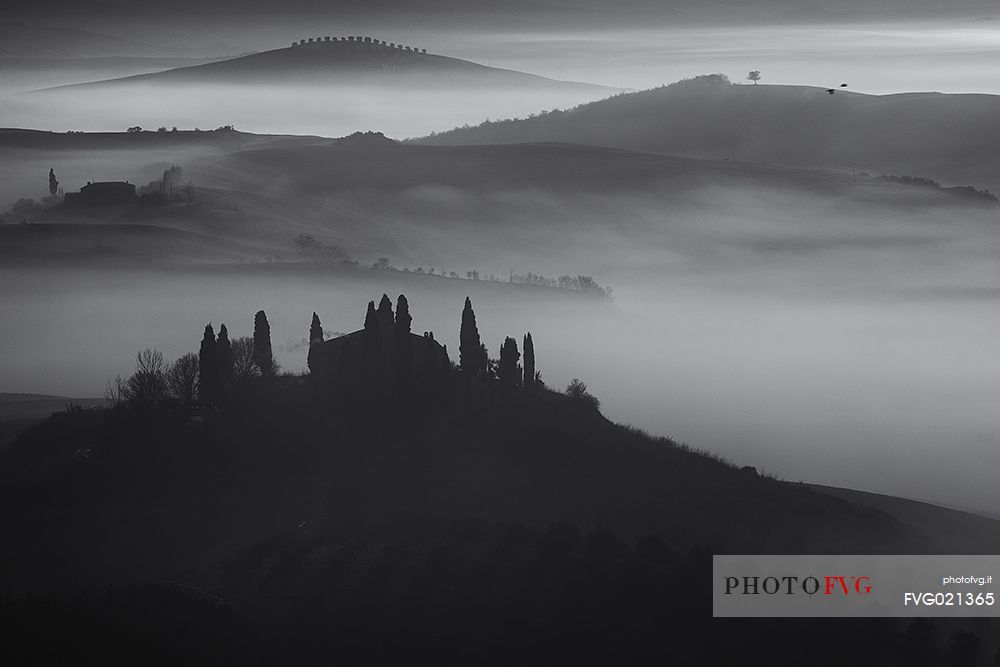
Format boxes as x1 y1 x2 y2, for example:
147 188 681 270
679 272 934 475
106 311 277 410
368 256 612 297
106 294 602 414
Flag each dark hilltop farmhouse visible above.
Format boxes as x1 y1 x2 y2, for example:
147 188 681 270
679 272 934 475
64 181 136 207
311 294 450 391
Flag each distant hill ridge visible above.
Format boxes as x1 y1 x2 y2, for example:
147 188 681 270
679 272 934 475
33 38 616 93
416 74 1000 191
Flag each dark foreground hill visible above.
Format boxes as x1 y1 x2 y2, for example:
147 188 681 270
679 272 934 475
7 362 1000 587
417 75 1000 191
0 393 103 455
4 370 1000 664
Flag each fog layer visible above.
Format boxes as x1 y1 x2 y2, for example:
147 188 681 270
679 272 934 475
4 22 1000 136
2 133 999 514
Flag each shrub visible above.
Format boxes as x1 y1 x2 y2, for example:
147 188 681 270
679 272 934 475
565 378 600 411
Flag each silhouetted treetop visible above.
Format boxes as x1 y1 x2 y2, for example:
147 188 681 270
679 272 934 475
217 323 234 389
377 293 394 327
253 310 275 377
523 332 535 389
459 297 482 375
395 295 411 336
565 378 599 411
167 352 199 404
497 336 522 388
199 323 220 408
307 312 323 375
364 300 379 334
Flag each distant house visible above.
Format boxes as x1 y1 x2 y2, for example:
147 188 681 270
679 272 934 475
312 299 449 388
64 181 136 207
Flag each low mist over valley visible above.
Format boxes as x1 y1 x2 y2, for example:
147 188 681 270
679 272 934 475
2 124 999 511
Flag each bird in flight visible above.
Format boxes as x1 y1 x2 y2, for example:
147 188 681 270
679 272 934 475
826 83 849 95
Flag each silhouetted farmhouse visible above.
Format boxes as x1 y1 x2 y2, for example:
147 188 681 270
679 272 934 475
311 294 449 391
64 181 136 207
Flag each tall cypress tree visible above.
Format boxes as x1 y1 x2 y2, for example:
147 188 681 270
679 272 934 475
377 293 394 328
307 312 323 375
395 295 413 389
459 297 482 374
523 332 535 389
253 310 274 377
362 300 382 391
217 323 233 389
364 300 379 336
497 336 521 388
395 295 411 336
199 323 219 408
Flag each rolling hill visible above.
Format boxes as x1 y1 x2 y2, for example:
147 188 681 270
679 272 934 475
417 75 1000 192
3 41 618 137
39 39 615 92
2 129 994 269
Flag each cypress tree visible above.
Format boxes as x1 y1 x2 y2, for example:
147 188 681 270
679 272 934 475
198 323 219 408
395 295 411 336
217 323 233 388
479 342 489 377
395 295 413 389
364 300 379 336
253 310 274 377
497 336 521 387
307 312 323 375
377 293 394 328
362 300 382 391
459 297 482 374
523 332 535 389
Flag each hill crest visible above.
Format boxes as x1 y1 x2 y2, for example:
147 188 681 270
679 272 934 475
33 38 617 93
416 75 1000 190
